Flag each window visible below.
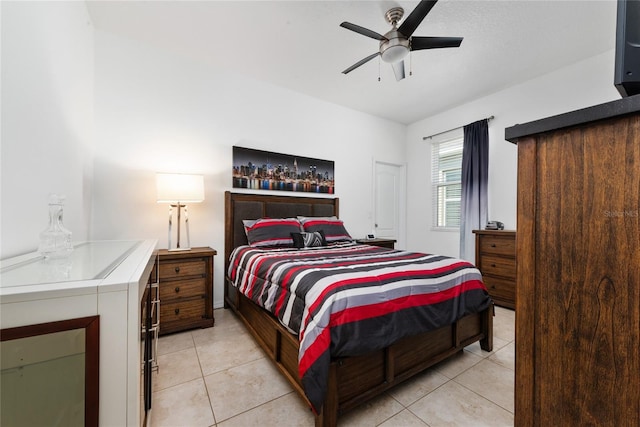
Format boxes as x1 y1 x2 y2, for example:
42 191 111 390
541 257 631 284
432 137 463 229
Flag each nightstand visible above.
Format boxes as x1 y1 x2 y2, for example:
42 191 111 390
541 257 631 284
156 247 216 335
355 238 397 249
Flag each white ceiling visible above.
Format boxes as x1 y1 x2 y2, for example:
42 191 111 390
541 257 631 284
86 0 617 125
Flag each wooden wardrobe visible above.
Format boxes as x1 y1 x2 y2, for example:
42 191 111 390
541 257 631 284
506 95 640 426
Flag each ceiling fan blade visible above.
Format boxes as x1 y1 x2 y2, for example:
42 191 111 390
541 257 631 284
398 0 438 38
392 60 405 81
342 52 380 74
340 22 387 41
411 36 463 51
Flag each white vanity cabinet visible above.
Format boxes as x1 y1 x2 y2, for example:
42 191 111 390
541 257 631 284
0 240 157 427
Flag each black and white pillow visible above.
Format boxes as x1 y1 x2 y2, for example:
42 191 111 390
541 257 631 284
291 230 327 249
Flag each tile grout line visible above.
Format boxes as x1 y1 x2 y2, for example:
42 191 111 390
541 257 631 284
451 377 515 415
191 330 219 426
449 353 515 415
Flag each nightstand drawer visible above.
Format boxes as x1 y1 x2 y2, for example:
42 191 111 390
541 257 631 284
159 277 205 301
479 235 516 256
160 298 205 325
159 259 206 279
479 255 516 278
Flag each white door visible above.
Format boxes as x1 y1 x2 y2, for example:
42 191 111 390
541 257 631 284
374 161 405 244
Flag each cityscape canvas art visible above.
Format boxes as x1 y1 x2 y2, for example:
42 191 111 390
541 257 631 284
232 146 334 194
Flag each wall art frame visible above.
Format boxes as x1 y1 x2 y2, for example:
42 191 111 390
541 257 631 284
232 146 334 194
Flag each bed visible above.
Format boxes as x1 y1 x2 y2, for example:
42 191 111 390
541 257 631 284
224 191 493 426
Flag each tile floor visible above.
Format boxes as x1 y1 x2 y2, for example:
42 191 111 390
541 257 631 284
151 306 515 427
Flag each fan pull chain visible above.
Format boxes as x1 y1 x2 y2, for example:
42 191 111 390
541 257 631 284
409 51 413 77
378 56 381 82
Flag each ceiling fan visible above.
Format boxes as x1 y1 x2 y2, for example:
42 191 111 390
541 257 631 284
340 0 463 81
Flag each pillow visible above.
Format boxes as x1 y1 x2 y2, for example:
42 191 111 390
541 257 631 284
291 230 327 249
299 217 352 243
242 219 257 236
245 218 301 247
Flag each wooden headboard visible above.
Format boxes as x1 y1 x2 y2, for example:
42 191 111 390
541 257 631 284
224 191 339 273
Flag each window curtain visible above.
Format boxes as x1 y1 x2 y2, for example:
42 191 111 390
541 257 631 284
459 119 489 261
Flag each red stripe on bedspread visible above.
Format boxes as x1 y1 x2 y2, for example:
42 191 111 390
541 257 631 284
330 279 486 326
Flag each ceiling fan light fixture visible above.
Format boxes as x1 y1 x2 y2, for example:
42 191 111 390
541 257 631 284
380 31 410 63
381 44 409 63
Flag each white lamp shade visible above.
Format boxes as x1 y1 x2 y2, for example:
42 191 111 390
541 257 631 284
156 173 205 203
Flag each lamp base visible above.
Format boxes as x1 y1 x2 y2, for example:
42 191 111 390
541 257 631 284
167 204 192 251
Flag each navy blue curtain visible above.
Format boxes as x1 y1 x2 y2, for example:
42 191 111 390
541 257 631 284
459 119 489 260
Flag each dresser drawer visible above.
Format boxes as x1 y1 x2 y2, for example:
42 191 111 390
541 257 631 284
479 255 516 278
159 259 206 280
483 275 515 303
160 298 206 325
479 235 516 256
159 277 205 301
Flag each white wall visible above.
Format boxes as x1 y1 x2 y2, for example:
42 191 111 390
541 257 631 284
405 49 621 261
1 1 94 259
92 30 407 308
1 0 625 299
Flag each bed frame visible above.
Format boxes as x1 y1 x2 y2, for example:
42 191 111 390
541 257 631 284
224 191 493 426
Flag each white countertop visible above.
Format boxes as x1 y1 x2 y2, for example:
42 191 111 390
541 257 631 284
0 240 157 303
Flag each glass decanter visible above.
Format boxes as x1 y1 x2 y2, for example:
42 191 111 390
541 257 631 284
38 194 73 258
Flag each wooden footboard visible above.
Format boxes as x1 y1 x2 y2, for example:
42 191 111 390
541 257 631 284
225 277 493 427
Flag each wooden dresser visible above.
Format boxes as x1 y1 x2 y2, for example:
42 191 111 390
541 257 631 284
473 230 516 309
156 247 216 335
506 95 640 426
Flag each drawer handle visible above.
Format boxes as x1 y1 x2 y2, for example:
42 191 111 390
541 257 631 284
175 267 180 274
174 308 180 315
491 264 496 268
175 286 180 293
490 243 496 248
491 285 496 289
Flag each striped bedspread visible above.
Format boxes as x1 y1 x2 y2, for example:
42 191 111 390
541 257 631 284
228 242 492 413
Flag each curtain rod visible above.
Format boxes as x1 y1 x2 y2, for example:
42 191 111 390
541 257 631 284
422 115 495 140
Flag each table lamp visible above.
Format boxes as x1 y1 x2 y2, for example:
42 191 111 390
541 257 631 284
156 173 204 251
